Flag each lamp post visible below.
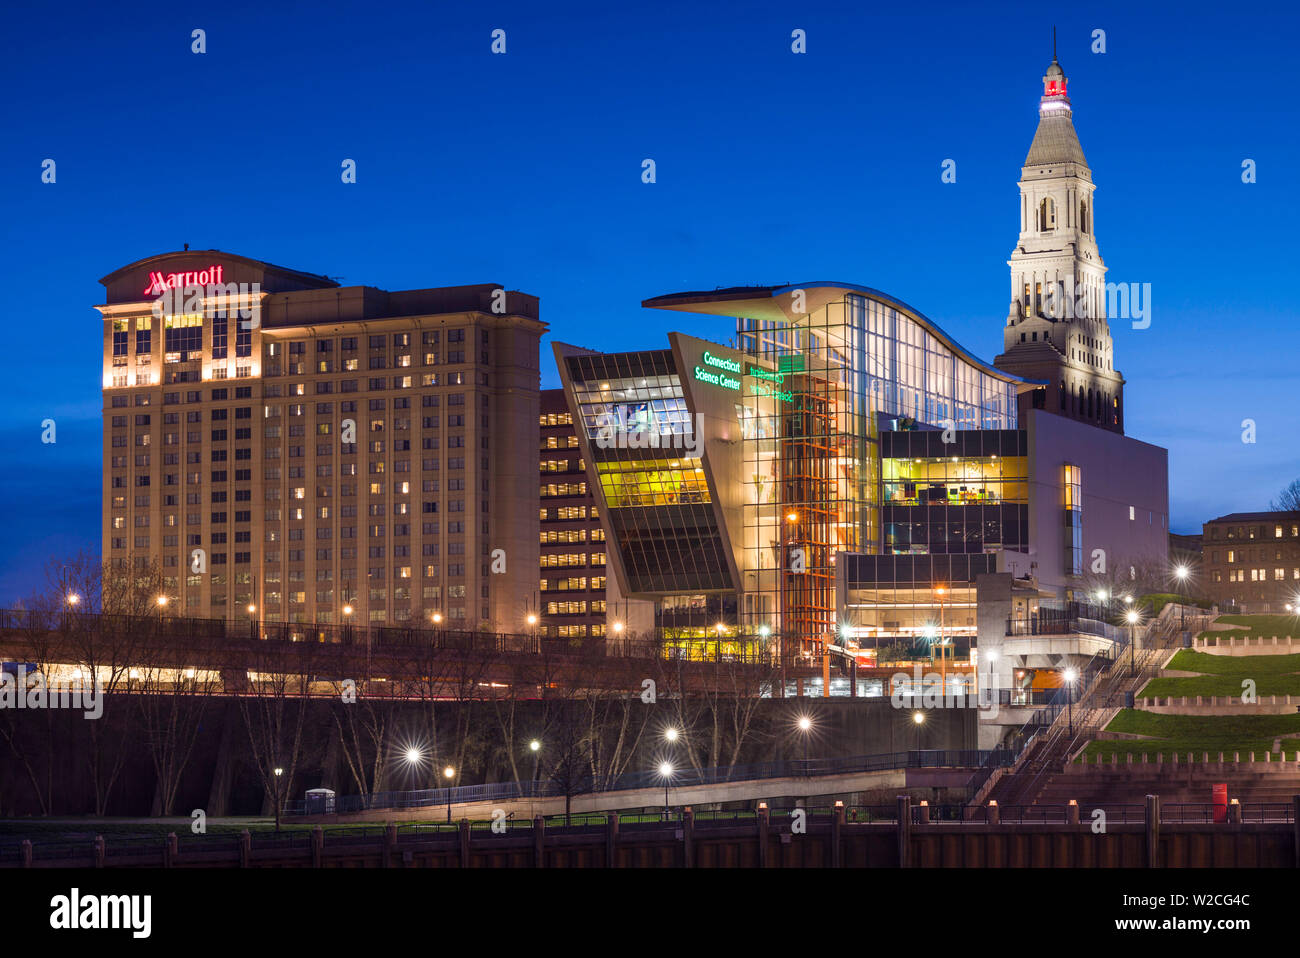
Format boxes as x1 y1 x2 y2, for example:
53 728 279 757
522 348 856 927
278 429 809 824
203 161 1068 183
528 739 541 788
247 602 257 640
273 767 284 832
1063 667 1079 736
1126 609 1139 676
443 765 456 822
1174 565 1189 629
404 747 423 792
658 762 673 820
797 715 812 772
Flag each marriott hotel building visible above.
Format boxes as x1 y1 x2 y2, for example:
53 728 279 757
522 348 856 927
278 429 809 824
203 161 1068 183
98 250 544 631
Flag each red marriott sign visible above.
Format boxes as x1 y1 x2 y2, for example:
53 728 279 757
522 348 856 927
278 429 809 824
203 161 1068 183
142 265 225 297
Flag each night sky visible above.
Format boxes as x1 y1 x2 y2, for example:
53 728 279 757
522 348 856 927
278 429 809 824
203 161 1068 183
1 0 1296 602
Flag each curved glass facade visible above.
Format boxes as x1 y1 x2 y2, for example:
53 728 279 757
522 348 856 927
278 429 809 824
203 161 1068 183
730 291 1021 652
737 293 1018 432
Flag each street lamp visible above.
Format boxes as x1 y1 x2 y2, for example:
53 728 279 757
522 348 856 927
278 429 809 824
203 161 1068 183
1126 609 1139 676
443 765 456 822
1063 667 1079 735
528 738 542 785
273 767 284 831
664 726 680 744
658 762 673 819
156 595 168 609
1174 565 1190 629
797 715 813 770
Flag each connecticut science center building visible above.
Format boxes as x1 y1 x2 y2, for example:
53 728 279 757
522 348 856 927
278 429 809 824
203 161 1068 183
556 58 1170 675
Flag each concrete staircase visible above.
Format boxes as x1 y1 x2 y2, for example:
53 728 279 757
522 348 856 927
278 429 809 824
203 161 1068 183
982 611 1191 808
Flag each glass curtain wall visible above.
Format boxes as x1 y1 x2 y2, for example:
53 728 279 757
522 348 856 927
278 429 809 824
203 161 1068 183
736 292 1018 660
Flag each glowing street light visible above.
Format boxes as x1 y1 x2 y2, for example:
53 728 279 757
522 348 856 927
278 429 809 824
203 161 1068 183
1174 564 1191 629
156 595 168 608
658 762 674 818
796 715 813 769
1063 667 1080 735
1126 608 1140 675
431 611 443 624
444 765 456 821
664 727 680 743
912 711 925 725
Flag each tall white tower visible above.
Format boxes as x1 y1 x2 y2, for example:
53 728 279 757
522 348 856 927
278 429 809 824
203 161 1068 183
994 55 1125 433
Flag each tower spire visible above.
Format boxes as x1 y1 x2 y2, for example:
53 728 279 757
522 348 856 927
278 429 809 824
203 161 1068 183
1052 25 1057 62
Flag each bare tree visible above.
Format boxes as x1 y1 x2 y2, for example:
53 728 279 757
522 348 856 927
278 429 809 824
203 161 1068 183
1271 479 1300 513
134 631 220 816
328 689 391 802
52 554 162 815
544 699 590 824
238 638 317 830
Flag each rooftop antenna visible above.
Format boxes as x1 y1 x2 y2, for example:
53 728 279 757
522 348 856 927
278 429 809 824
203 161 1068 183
1052 26 1057 61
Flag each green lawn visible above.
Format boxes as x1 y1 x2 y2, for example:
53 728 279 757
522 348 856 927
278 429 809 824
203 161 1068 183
1145 593 1212 616
1078 710 1300 761
1139 648 1300 698
1199 614 1299 641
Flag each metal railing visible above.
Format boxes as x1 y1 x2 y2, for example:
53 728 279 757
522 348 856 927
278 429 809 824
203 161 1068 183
283 748 1013 816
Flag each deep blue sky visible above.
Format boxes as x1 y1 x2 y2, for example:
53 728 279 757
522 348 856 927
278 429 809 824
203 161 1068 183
1 0 1296 602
